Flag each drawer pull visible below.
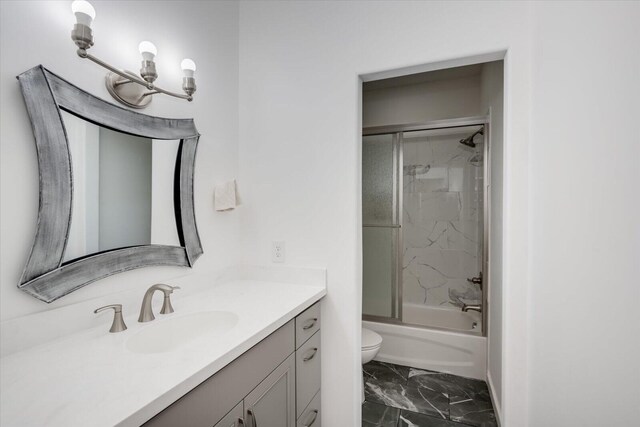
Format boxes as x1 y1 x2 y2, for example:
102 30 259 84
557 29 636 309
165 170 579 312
247 409 257 427
236 417 244 426
303 410 319 427
302 318 317 330
303 347 318 362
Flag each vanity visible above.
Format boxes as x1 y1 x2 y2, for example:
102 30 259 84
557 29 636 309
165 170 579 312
0 275 326 427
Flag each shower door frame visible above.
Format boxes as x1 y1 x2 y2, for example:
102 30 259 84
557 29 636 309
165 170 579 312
362 114 490 337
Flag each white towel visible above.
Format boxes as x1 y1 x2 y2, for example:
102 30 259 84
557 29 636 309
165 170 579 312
214 180 237 211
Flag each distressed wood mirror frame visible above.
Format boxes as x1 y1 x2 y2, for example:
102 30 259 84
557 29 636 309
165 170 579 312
17 65 203 303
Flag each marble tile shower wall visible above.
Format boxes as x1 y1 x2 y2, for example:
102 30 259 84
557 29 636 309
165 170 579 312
402 134 483 309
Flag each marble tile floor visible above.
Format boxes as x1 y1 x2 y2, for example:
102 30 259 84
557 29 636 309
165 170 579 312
363 360 497 427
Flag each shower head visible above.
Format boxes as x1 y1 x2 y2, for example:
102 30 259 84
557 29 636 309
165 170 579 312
459 127 484 148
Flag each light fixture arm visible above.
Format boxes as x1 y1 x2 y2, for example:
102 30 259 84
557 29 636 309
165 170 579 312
76 49 193 102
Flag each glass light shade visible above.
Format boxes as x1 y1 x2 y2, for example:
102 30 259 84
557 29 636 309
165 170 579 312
138 41 157 61
71 0 96 26
181 59 196 77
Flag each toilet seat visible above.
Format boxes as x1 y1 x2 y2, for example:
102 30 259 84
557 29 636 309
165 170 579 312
362 328 382 350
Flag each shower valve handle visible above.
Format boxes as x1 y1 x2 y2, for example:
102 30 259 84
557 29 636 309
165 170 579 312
467 272 483 289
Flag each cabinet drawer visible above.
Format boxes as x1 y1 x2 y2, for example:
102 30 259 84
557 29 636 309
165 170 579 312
213 402 243 427
297 390 320 427
296 330 321 418
295 302 320 349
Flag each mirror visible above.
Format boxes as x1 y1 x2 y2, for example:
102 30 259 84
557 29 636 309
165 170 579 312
17 65 203 303
61 112 180 262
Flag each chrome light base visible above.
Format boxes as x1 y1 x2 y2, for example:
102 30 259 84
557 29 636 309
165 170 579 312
105 71 152 109
71 24 94 50
182 77 196 97
140 60 157 84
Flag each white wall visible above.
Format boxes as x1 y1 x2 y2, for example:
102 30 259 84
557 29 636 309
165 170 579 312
481 60 504 417
0 0 240 320
238 2 533 425
528 3 640 426
363 73 482 127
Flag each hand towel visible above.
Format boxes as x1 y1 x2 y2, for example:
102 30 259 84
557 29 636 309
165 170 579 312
214 180 237 211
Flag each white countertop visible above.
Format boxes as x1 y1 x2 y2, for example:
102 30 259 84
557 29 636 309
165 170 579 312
1 279 326 427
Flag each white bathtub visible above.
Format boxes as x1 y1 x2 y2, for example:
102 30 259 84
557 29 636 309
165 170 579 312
363 305 487 380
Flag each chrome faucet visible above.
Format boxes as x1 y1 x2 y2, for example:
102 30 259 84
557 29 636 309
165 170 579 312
138 284 181 323
462 303 482 313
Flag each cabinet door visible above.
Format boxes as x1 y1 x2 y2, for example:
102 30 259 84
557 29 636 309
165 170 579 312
244 353 296 427
214 402 243 427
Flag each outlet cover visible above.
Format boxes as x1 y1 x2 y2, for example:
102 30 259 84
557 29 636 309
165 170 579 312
272 241 285 263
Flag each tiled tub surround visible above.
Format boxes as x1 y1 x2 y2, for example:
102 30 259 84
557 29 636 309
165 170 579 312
402 129 484 325
363 360 497 427
0 268 326 427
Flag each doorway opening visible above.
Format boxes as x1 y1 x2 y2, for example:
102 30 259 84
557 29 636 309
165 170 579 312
361 60 503 379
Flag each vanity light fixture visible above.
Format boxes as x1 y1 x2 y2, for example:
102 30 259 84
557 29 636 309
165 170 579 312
70 0 196 109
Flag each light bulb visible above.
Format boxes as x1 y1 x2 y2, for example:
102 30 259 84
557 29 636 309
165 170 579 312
138 41 157 61
180 59 196 77
71 0 96 27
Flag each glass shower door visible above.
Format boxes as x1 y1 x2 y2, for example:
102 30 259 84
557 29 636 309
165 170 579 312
362 134 401 320
401 126 485 331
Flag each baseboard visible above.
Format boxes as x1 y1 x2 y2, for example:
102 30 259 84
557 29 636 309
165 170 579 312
486 371 503 426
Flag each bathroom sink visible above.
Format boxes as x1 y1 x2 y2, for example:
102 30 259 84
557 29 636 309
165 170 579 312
126 311 239 354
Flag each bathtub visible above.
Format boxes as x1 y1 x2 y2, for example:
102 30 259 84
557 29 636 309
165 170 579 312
363 304 487 380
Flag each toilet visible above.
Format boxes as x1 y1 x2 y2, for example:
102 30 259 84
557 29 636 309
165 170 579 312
361 327 383 402
361 327 382 364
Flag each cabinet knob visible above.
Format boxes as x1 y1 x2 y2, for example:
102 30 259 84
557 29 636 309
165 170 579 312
302 318 317 330
303 347 318 362
247 409 257 427
303 410 319 427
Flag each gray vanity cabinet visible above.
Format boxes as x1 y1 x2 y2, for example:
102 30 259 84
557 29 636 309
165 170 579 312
144 300 322 427
244 354 296 427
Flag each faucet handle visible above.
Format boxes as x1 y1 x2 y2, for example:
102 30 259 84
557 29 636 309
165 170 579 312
94 304 127 333
154 283 180 293
160 286 180 314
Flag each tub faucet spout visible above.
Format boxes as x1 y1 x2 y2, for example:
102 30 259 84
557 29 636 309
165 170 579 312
462 304 482 313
